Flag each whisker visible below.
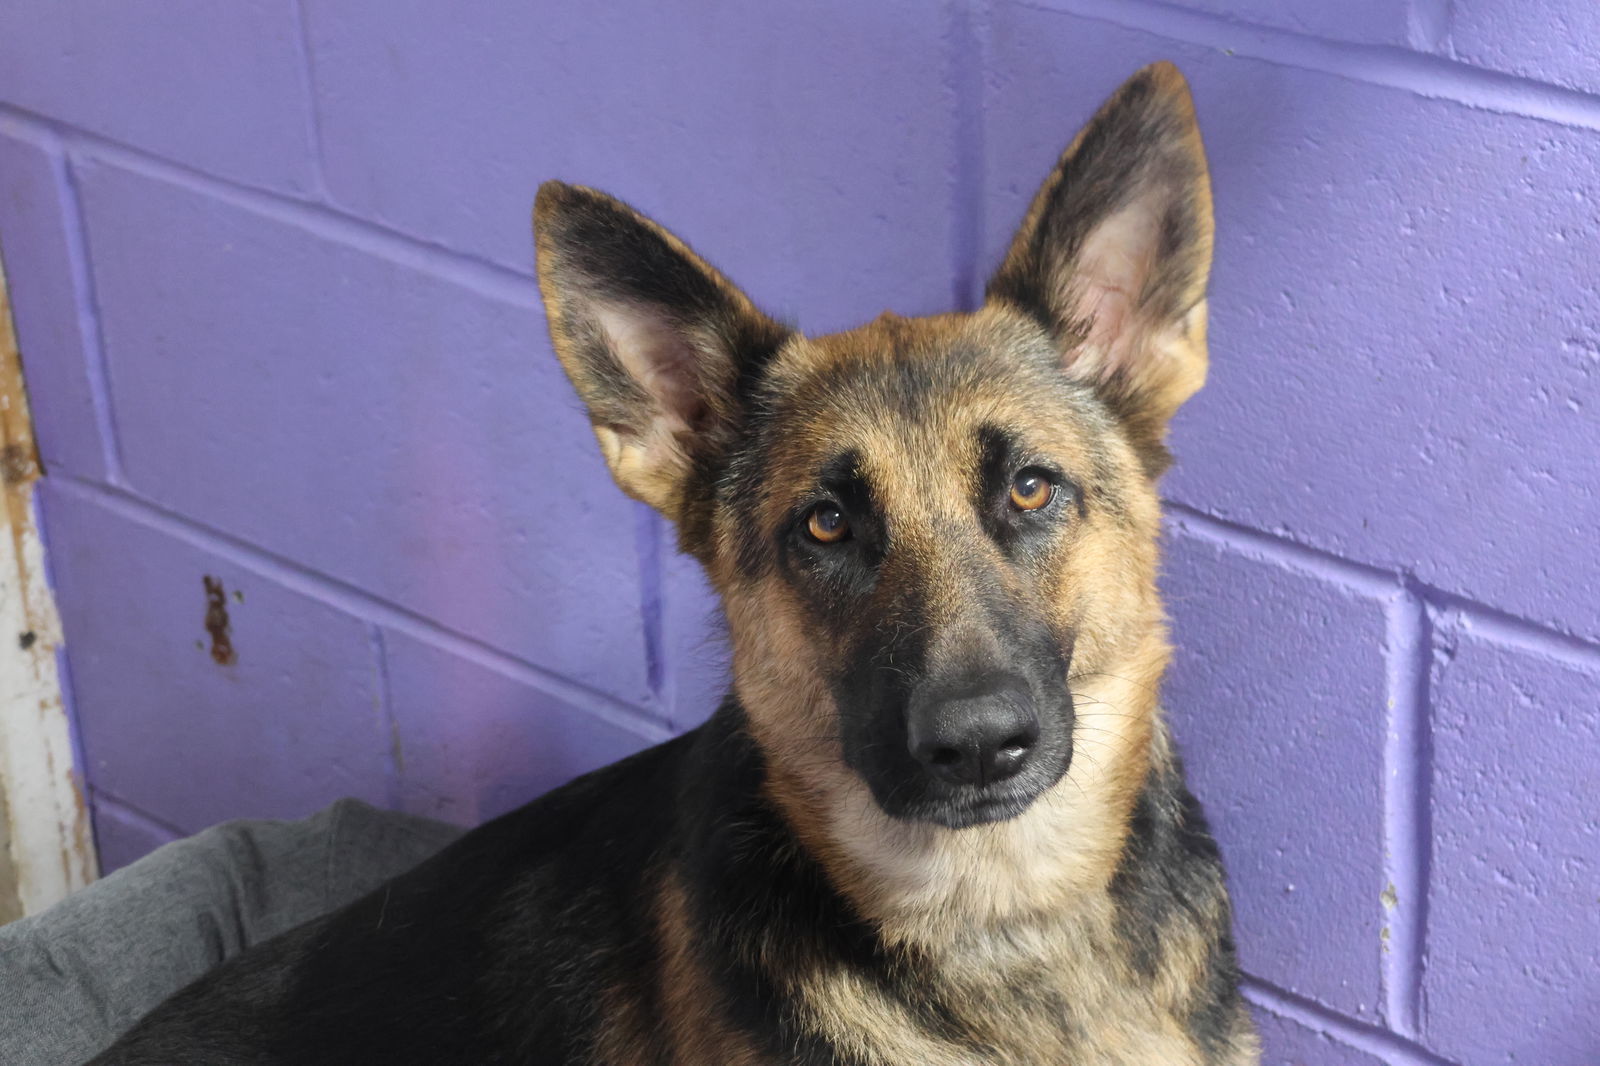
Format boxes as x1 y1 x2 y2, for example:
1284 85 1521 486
1068 670 1163 701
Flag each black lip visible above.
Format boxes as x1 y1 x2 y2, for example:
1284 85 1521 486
901 783 1046 830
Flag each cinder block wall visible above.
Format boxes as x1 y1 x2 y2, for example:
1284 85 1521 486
1 2 1595 1063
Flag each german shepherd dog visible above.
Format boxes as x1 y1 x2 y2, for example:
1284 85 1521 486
93 63 1257 1065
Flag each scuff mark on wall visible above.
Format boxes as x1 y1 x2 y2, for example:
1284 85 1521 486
389 718 405 775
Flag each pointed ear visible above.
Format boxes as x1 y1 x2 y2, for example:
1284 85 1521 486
986 62 1213 476
534 182 789 517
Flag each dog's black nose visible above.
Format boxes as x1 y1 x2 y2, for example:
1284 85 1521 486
907 675 1039 788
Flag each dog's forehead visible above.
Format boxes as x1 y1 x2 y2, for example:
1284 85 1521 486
748 309 1107 507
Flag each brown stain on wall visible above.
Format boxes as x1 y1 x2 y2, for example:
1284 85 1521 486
203 575 237 666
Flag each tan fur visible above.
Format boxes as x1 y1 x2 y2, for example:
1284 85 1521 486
536 62 1257 1066
651 872 768 1066
714 307 1167 933
702 304 1248 1062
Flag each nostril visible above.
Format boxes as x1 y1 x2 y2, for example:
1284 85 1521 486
906 678 1038 788
999 733 1034 755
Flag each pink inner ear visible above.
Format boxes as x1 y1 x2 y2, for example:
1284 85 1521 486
1068 199 1161 376
594 302 707 433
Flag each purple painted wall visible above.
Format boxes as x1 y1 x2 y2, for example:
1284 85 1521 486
0 2 1595 1063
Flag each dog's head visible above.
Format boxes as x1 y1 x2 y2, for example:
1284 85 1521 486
535 64 1211 834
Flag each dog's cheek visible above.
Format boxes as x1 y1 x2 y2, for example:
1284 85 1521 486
724 579 838 753
1050 487 1163 676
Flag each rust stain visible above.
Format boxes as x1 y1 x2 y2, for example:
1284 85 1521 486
203 575 237 666
67 769 96 882
0 443 36 486
0 257 50 638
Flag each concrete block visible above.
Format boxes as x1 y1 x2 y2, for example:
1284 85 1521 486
0 121 106 479
42 483 390 833
1448 0 1600 95
74 160 650 703
1424 622 1600 1065
1160 0 1414 47
305 0 959 331
383 629 659 826
984 5 1600 640
0 0 315 192
1163 526 1390 1018
89 794 178 876
1251 1005 1389 1066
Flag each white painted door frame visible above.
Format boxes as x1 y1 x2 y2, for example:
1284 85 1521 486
0 252 96 919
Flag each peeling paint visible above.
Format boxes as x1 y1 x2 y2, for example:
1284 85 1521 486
0 253 96 915
1381 882 1399 911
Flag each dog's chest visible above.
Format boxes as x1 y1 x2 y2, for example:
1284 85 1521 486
790 921 1205 1066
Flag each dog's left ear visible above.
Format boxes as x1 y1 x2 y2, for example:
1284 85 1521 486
987 62 1213 476
534 182 790 517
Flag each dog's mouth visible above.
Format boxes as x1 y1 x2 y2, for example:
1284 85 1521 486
911 782 1049 830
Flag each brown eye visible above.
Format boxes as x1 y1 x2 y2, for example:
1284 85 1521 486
1009 470 1054 511
806 504 850 544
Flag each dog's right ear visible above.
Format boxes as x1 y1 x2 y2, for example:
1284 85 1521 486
534 182 789 516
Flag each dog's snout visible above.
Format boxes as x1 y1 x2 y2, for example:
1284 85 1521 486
907 674 1039 788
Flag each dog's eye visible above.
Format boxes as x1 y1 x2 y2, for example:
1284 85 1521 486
806 504 850 544
1009 470 1054 512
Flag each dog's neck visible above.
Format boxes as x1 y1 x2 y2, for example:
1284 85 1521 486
738 633 1169 951
678 670 1223 1066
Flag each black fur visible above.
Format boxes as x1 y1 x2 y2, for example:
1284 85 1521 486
91 702 1239 1065
1110 751 1247 1059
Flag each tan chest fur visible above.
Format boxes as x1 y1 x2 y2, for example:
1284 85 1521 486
783 906 1211 1066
